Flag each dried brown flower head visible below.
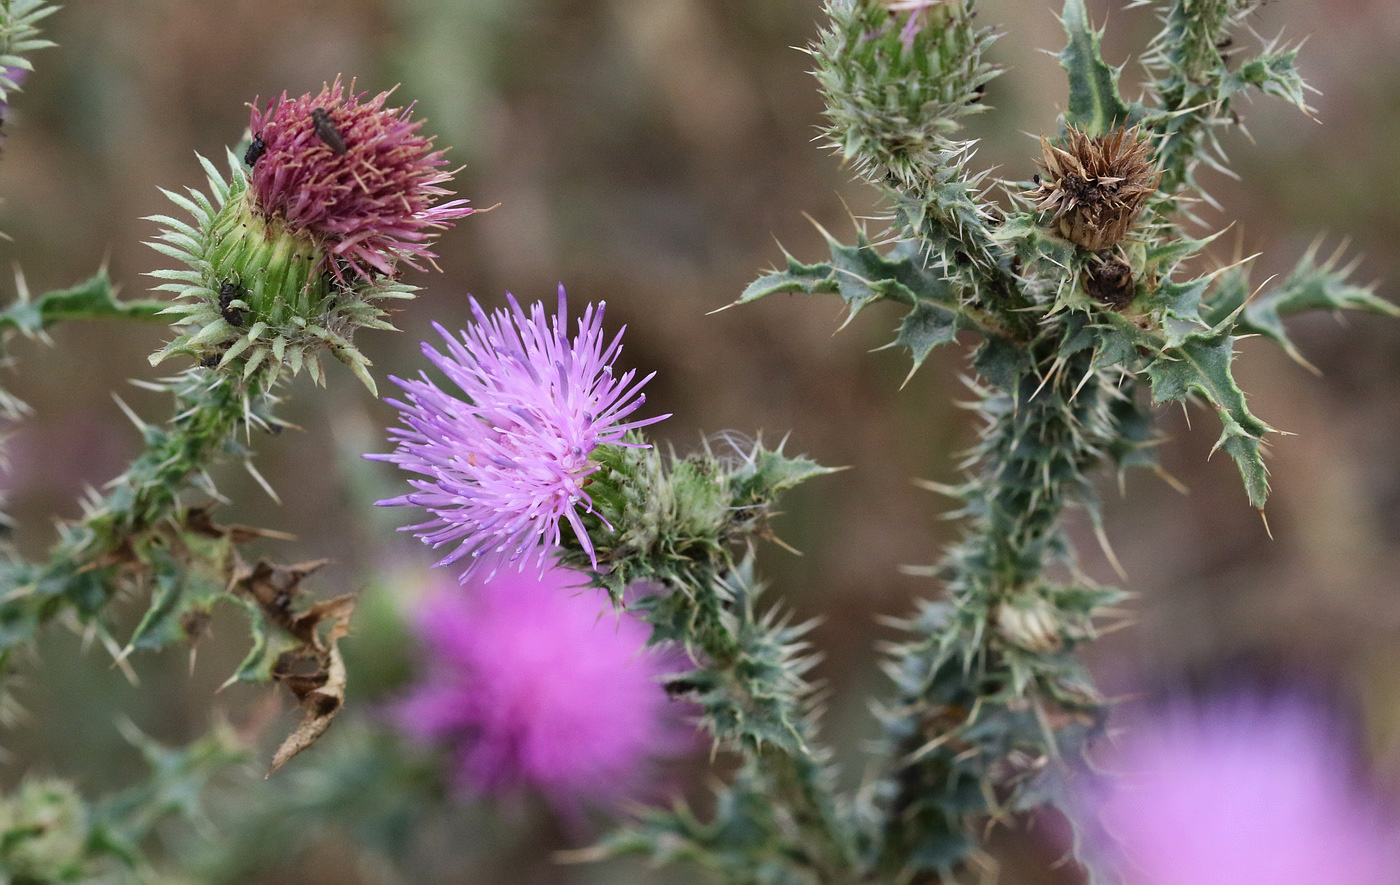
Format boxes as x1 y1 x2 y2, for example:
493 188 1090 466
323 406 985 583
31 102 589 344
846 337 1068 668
1029 124 1159 251
1082 253 1136 309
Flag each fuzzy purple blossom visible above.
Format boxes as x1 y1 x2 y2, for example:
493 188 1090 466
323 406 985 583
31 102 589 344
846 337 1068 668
1080 695 1399 884
391 565 688 809
372 286 666 578
247 76 474 282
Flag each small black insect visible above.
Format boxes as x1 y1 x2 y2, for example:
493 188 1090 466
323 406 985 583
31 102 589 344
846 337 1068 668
310 108 347 156
1032 173 1041 186
244 132 266 167
199 354 219 368
218 281 245 327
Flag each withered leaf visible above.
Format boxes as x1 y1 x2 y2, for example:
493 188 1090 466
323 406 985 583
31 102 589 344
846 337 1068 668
234 558 332 626
266 592 354 776
184 507 296 545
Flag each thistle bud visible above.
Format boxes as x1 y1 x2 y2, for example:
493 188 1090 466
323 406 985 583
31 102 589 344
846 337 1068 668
994 594 1063 654
0 779 87 881
147 78 475 393
1029 124 1159 251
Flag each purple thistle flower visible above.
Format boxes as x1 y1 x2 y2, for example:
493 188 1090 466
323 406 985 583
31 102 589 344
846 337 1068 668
1080 694 1399 884
391 565 690 809
372 286 667 578
247 76 474 282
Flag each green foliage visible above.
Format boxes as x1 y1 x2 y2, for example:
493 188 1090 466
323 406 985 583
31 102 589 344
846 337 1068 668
1146 323 1273 507
0 0 56 107
1202 242 1399 367
0 724 247 882
1057 0 1137 134
1142 0 1314 200
600 757 847 885
714 0 1396 879
739 233 981 374
0 271 166 337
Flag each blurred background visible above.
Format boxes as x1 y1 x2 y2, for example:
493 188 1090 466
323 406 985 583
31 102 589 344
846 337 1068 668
2 0 1399 881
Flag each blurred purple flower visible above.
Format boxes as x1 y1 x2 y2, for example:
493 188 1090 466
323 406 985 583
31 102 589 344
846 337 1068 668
247 76 474 282
1081 695 1399 884
391 565 689 810
372 287 666 578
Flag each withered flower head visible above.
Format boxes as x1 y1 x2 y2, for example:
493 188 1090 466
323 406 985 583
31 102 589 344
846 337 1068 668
1082 253 1136 309
1029 124 1159 252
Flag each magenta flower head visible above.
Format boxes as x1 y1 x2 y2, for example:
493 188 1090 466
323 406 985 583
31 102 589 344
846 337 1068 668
372 286 667 578
1078 694 1399 884
247 76 474 282
391 565 690 810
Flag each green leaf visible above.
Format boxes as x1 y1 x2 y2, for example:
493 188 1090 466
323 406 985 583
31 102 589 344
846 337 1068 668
886 299 960 376
1146 324 1273 507
1058 0 1133 134
739 233 973 374
0 271 167 336
1202 245 1397 368
737 254 839 305
972 334 1034 391
1222 47 1310 112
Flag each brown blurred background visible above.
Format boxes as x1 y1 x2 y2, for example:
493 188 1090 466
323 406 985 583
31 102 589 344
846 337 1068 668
2 0 1399 881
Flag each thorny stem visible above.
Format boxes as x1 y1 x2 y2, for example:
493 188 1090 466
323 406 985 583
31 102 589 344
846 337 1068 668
0 369 269 646
870 347 1119 878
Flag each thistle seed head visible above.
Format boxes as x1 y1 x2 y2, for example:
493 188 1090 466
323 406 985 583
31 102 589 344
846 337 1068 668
1029 124 1160 251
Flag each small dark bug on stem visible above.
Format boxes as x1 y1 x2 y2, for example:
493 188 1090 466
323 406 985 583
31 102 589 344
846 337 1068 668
218 281 246 327
310 108 347 156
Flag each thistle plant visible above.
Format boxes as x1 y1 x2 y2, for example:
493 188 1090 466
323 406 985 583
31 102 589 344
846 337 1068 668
2 0 1394 882
0 0 479 866
367 1 1392 882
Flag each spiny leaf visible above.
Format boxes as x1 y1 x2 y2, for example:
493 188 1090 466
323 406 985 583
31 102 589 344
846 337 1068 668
1222 47 1310 112
1058 0 1134 135
888 299 960 374
740 235 971 374
1146 324 1272 507
0 271 167 336
1202 246 1397 368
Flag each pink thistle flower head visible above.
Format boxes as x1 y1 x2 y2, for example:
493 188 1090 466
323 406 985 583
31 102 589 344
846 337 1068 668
391 565 690 810
372 286 667 579
248 75 474 282
1080 694 1400 884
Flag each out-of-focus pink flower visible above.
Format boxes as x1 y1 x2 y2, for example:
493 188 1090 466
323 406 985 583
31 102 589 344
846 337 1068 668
1081 694 1399 884
247 76 473 282
391 565 689 811
372 286 666 578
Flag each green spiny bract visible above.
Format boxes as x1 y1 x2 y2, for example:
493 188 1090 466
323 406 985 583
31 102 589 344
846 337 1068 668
560 434 836 602
0 0 56 107
146 152 411 394
811 0 1013 302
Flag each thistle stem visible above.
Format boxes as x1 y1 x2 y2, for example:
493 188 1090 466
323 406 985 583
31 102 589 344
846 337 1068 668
0 370 268 646
871 348 1116 877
